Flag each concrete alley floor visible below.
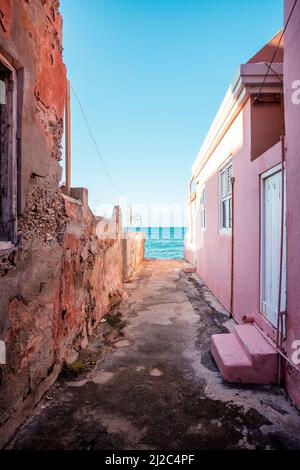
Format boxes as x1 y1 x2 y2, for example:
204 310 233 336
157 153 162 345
7 260 300 450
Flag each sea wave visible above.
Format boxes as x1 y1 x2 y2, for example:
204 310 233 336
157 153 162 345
126 227 186 259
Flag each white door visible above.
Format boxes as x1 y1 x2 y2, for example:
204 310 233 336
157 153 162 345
261 167 286 328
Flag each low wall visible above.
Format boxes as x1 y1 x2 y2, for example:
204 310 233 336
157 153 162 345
0 188 125 448
123 232 145 282
184 240 195 266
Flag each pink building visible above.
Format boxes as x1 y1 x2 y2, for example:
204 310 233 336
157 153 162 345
185 3 300 410
284 0 300 411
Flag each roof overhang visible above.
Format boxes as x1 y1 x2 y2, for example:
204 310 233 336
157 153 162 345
191 62 283 178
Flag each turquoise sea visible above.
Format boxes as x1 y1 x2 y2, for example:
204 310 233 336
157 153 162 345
126 227 186 260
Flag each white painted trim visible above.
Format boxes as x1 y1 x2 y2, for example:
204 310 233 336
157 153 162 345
219 155 233 172
199 184 206 231
219 228 232 236
260 163 282 180
260 164 286 329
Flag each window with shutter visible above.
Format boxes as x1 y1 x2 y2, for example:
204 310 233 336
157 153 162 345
220 161 233 231
228 164 233 195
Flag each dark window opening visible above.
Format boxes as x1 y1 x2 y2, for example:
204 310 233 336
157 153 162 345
0 59 16 244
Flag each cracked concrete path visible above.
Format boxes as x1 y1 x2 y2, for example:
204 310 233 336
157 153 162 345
7 260 300 450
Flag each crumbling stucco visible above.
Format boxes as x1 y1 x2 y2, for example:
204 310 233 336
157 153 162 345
0 0 145 448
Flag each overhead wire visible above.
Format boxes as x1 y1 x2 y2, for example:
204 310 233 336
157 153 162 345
70 84 123 195
255 0 298 102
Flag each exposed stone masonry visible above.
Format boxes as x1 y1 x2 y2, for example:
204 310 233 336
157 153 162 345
0 1 145 448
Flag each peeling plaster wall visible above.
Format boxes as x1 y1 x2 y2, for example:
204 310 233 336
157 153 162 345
0 1 131 447
58 198 124 365
0 1 67 430
0 0 66 213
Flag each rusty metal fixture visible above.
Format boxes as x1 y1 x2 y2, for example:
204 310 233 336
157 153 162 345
242 315 255 324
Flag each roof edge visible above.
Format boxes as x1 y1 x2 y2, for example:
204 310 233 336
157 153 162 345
191 62 283 178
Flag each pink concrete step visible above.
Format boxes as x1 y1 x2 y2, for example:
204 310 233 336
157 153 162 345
211 325 278 385
211 334 252 383
234 324 277 369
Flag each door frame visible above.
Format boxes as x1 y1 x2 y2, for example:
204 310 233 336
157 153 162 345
260 163 286 328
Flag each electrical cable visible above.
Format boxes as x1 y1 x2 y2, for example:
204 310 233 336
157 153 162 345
255 0 298 102
70 84 122 195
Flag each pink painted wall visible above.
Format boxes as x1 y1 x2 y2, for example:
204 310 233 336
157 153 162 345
233 113 281 341
186 2 300 410
284 0 300 411
189 98 282 317
191 103 245 311
194 170 232 311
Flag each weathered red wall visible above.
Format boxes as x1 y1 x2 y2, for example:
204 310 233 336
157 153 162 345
0 1 127 447
0 0 12 38
0 0 66 213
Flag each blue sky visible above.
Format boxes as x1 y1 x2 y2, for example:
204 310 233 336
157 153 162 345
60 0 283 226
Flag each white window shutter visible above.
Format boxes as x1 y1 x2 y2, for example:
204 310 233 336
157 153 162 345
221 171 227 198
220 161 233 230
228 164 233 195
